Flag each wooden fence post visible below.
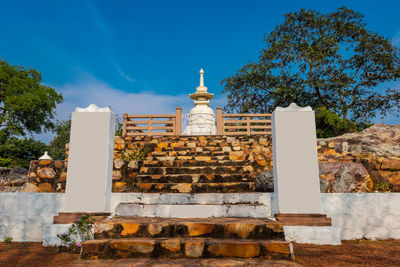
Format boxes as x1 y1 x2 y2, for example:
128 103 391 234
175 107 182 135
216 107 223 135
246 116 251 135
122 113 128 137
148 115 152 136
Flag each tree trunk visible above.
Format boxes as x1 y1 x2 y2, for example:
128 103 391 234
342 109 348 122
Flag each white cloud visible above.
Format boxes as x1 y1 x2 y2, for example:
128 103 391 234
34 74 227 143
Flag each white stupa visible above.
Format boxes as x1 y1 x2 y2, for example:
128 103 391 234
183 69 217 135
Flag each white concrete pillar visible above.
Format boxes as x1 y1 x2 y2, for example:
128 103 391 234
64 104 116 212
272 103 321 214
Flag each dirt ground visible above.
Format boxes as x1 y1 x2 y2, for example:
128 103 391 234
0 240 399 267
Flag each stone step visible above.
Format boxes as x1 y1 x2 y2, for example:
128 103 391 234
152 147 230 153
81 238 290 259
115 203 270 218
53 212 111 224
129 182 259 193
135 174 256 183
275 214 332 226
147 155 248 162
110 193 271 205
139 166 254 175
142 159 253 167
94 217 284 240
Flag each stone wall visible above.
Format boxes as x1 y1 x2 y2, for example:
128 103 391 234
26 160 67 193
22 124 400 193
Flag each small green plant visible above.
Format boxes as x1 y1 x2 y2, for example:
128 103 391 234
57 213 96 253
121 143 152 161
3 236 13 243
375 181 391 192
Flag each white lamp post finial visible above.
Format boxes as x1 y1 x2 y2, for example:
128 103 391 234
39 151 52 160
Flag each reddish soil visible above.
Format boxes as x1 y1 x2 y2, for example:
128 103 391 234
0 242 78 267
293 240 400 267
1 240 400 267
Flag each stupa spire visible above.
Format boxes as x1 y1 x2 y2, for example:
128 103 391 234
190 68 213 106
199 68 204 87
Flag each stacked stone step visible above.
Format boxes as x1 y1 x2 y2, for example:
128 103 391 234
81 217 291 259
112 135 273 193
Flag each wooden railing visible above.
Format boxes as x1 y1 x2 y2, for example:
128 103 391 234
122 107 182 137
216 107 271 135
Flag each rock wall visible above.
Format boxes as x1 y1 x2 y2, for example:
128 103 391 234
317 124 400 192
11 124 400 193
21 160 67 193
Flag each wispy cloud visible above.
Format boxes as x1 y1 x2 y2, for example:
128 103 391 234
114 64 135 82
84 0 111 38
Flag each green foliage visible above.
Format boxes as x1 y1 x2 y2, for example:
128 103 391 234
57 214 95 254
3 236 13 243
375 181 391 192
121 144 152 161
115 122 123 137
47 118 123 160
222 7 400 129
0 59 63 135
48 120 71 160
315 107 372 138
0 129 47 168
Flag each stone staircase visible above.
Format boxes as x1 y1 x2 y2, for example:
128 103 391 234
81 217 291 259
80 135 292 260
115 135 272 193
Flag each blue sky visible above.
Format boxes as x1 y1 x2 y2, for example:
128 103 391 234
1 0 399 142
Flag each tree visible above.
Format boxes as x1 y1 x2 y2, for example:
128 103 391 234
0 129 48 168
222 7 400 127
47 118 123 160
0 59 63 135
48 120 71 160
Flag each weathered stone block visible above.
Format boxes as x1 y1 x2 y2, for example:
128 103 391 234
207 242 260 258
120 223 140 236
185 240 204 258
184 223 214 237
161 238 181 252
37 168 56 179
261 241 290 255
381 158 400 170
38 182 52 192
110 239 155 254
171 183 192 193
224 223 256 238
148 223 168 236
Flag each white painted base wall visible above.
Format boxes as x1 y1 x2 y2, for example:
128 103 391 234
1 192 399 243
0 193 65 242
284 226 342 245
322 193 400 240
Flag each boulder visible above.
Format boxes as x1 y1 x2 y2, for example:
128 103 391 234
318 123 400 157
257 162 373 193
256 171 274 192
319 162 373 192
